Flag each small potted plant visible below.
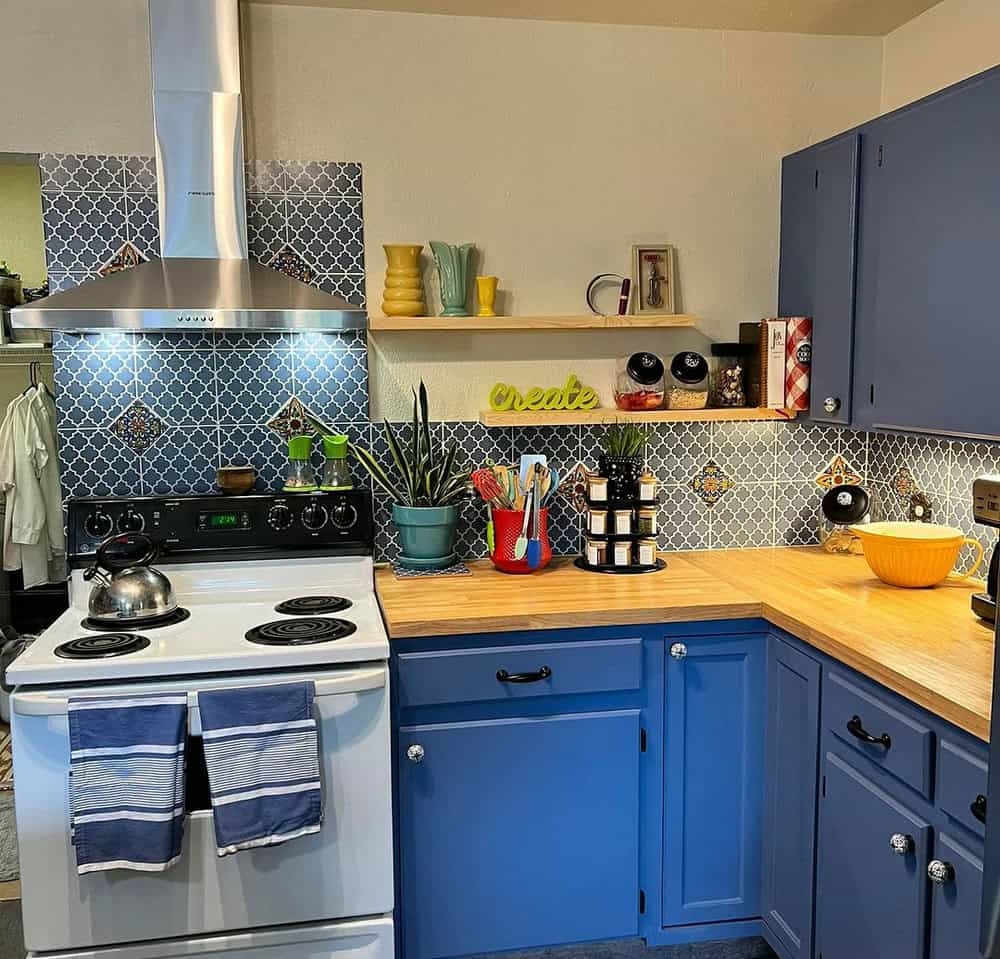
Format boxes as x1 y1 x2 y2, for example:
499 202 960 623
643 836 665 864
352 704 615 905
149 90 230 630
598 421 648 499
350 382 470 569
0 261 23 309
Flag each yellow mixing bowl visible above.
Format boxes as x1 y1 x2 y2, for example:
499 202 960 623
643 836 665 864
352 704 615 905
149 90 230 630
849 522 984 588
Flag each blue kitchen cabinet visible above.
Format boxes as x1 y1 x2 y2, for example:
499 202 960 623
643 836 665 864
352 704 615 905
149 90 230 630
778 132 861 425
761 637 821 959
661 632 765 928
928 831 984 959
397 709 641 959
855 67 1000 438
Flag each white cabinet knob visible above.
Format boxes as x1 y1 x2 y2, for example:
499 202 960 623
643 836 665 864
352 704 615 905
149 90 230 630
406 744 425 764
669 642 688 660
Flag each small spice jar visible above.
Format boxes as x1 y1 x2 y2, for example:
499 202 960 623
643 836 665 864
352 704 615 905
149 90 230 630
588 509 608 536
588 476 608 502
709 343 753 408
585 539 608 566
637 538 657 566
638 471 657 501
613 541 632 566
613 509 633 535
637 507 657 536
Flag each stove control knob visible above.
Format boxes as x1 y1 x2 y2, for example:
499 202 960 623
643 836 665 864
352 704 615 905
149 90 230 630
84 509 114 539
301 502 329 531
268 504 294 531
331 501 358 530
118 508 145 533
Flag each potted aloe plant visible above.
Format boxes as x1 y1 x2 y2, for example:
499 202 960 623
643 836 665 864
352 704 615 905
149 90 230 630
598 421 649 499
350 382 470 569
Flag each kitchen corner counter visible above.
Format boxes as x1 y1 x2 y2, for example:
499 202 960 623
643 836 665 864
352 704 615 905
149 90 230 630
375 548 995 740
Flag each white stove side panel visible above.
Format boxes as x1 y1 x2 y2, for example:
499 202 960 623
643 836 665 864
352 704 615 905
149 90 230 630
13 667 393 953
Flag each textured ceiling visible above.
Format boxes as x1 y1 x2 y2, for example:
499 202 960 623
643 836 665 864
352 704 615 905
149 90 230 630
251 0 941 36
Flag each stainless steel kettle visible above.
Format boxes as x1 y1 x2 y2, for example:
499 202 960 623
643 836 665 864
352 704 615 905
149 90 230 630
83 533 177 624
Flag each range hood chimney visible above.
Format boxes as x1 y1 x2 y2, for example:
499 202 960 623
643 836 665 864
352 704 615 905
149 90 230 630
12 0 366 334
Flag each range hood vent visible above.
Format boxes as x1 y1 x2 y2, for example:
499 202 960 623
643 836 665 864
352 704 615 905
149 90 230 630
12 0 365 334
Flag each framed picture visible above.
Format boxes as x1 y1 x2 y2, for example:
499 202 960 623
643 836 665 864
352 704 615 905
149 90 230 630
631 244 675 314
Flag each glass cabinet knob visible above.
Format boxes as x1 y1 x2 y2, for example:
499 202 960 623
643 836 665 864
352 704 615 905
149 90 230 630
927 860 955 885
669 642 688 660
889 833 914 855
406 744 425 764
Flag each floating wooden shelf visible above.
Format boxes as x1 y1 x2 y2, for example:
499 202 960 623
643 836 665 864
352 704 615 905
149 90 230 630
368 313 698 331
479 407 799 427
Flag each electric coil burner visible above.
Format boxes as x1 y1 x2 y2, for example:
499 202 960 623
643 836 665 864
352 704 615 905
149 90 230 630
55 634 152 660
80 607 191 633
245 618 358 646
275 596 353 616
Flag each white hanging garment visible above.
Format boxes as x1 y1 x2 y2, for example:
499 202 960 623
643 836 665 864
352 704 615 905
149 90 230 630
27 383 65 557
0 394 24 574
9 396 50 588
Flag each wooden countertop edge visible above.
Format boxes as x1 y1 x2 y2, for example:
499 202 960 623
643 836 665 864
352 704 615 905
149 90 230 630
759 603 989 742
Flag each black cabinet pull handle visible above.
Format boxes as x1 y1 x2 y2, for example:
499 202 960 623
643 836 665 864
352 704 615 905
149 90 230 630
972 794 988 825
496 666 552 684
847 715 892 749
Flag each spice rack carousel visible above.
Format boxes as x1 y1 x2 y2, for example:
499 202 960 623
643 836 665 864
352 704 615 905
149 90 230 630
578 494 665 574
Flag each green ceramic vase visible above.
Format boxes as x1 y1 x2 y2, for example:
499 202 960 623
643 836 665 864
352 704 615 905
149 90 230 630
430 241 474 317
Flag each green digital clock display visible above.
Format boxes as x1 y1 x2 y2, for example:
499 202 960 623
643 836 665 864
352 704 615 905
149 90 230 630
208 513 239 528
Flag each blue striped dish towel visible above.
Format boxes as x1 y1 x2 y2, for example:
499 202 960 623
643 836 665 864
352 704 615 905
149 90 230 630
198 682 322 856
68 693 187 875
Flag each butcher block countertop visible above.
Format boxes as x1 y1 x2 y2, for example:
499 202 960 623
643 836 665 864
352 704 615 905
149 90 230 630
375 548 995 740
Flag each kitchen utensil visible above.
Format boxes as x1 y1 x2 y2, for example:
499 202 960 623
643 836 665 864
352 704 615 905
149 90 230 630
514 469 535 560
486 504 496 554
519 454 547 491
850 521 985 588
491 464 517 509
216 465 256 495
527 472 542 569
83 533 178 623
472 468 506 506
544 467 560 506
490 507 552 574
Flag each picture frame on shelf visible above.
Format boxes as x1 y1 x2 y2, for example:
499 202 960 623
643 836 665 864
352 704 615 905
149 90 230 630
630 244 675 315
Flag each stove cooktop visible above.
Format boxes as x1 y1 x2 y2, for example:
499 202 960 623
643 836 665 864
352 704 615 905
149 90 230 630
274 596 353 616
246 617 357 646
9 555 389 686
55 634 152 660
80 607 192 632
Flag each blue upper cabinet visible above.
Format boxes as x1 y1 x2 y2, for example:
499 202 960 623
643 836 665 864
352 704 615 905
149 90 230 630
779 132 860 425
661 632 765 927
761 637 822 959
859 68 1000 438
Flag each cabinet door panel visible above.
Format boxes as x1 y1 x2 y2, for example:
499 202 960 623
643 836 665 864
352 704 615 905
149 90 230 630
761 638 821 959
866 70 1000 438
929 831 984 959
778 148 818 320
662 635 765 927
818 753 930 959
399 710 640 959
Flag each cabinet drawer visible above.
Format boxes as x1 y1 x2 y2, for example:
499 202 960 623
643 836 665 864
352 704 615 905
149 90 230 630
396 637 643 709
825 671 933 797
938 739 989 839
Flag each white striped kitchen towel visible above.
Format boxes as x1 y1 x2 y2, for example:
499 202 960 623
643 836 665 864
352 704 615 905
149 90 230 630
68 693 187 875
198 682 322 856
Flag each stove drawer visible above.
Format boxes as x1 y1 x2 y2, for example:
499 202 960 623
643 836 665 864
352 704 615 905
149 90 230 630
396 636 643 709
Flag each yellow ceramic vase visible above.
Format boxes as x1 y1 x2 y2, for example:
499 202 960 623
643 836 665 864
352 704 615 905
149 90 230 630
476 275 498 317
382 244 426 317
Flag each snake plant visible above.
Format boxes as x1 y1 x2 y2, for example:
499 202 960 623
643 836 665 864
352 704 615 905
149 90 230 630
349 382 470 507
599 421 649 458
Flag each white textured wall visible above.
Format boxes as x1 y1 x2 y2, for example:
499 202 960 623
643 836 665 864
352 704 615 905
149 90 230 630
881 0 1000 112
3 2 883 419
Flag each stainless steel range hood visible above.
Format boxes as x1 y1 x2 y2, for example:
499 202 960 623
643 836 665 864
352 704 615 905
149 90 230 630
12 0 366 334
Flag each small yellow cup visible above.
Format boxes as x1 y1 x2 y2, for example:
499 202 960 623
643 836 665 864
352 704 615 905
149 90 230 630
476 275 498 317
849 522 984 588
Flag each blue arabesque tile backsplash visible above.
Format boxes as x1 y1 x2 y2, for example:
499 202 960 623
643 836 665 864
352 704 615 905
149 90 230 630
42 155 1000 565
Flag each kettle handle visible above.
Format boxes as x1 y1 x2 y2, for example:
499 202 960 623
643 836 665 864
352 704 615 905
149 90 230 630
93 532 160 573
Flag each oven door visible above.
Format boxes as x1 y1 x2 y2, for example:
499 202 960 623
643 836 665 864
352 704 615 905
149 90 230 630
11 664 393 953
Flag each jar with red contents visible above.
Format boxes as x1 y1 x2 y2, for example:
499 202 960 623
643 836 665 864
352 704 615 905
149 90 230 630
614 352 665 411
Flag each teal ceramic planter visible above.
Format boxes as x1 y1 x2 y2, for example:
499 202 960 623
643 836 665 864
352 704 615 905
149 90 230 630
392 503 460 570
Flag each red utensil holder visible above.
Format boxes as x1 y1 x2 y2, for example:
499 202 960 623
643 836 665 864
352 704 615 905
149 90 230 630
491 507 552 574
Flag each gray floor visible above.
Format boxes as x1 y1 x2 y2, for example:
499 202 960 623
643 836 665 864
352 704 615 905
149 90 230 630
0 901 22 959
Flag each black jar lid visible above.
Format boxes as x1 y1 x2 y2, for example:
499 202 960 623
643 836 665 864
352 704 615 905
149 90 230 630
669 351 709 384
821 484 871 525
710 342 754 357
626 352 665 386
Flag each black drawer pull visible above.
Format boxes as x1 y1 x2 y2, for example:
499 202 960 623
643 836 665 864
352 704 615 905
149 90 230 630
496 666 552 684
847 715 892 749
972 794 988 825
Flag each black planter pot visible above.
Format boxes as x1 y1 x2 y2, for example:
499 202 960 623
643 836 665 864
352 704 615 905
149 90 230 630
598 454 643 500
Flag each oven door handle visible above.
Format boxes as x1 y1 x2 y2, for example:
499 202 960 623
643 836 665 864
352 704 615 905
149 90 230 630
11 666 387 717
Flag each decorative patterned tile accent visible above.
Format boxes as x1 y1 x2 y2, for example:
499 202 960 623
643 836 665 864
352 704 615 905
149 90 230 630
98 240 147 276
266 395 329 439
890 466 917 503
269 245 316 284
815 454 863 490
111 400 163 455
691 461 734 507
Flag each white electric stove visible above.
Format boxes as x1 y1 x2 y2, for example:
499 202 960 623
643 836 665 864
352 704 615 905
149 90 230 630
9 492 394 959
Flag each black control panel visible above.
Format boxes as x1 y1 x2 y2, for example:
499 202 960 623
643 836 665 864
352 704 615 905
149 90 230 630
66 490 373 566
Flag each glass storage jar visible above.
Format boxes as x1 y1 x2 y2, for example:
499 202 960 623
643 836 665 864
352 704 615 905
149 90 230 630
709 343 753 408
614 352 665 411
667 351 709 410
